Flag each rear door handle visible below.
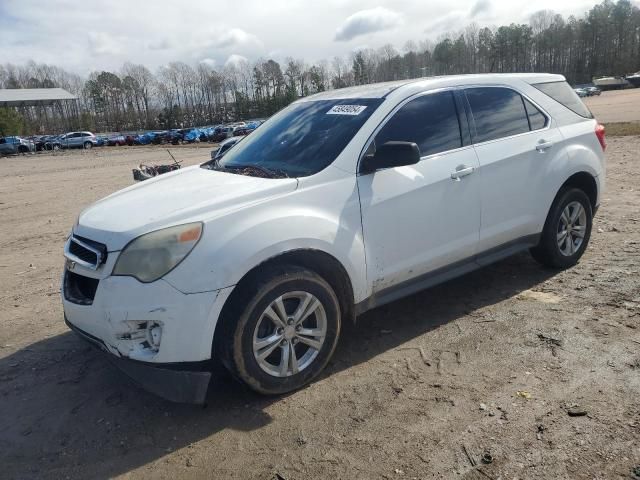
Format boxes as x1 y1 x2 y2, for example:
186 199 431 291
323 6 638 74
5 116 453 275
451 165 475 181
535 140 554 153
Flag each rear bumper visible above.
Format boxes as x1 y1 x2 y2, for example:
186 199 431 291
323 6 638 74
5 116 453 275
66 316 211 404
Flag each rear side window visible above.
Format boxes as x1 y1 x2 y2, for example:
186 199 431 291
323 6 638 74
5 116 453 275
532 81 593 118
374 91 462 157
466 87 530 143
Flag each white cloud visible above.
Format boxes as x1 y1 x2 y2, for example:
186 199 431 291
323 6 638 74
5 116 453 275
199 58 217 68
200 27 262 49
225 54 248 67
335 7 403 42
87 32 123 56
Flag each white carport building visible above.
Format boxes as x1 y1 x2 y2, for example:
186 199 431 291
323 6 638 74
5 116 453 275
0 88 79 134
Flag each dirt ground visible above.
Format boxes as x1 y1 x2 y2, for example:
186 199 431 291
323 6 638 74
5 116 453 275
0 137 639 480
584 89 640 123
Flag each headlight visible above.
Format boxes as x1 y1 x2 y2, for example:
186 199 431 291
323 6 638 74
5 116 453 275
113 223 203 283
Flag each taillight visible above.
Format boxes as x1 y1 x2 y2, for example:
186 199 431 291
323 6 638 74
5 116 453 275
595 123 606 151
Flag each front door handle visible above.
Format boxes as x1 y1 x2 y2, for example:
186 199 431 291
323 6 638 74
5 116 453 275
451 165 475 181
535 140 554 153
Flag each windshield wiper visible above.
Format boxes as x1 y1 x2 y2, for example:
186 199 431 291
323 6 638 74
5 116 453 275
225 164 289 179
202 157 228 171
202 158 289 179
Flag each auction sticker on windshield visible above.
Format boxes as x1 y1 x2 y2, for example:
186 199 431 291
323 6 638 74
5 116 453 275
326 105 368 115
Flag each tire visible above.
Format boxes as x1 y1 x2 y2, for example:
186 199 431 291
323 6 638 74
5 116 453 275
217 265 341 395
530 188 593 269
18 146 28 154
83 142 92 150
53 144 60 151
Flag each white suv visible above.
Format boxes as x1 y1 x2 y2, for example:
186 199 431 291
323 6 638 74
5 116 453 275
62 74 606 403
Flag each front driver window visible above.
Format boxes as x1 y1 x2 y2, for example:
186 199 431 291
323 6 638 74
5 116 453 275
374 91 463 157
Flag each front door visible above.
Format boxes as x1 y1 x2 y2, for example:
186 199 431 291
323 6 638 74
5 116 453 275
357 90 481 295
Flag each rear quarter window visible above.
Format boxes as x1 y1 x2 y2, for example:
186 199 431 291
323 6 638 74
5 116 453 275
523 98 548 130
532 81 593 119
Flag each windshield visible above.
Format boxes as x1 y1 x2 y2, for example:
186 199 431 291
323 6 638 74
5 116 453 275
202 98 383 178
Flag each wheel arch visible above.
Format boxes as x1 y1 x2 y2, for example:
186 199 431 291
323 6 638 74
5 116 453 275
559 171 598 211
211 248 356 359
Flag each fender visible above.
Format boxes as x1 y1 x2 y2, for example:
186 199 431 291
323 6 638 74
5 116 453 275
163 174 368 302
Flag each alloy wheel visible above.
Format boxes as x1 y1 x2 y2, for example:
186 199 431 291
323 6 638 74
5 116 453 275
557 201 587 256
252 291 327 377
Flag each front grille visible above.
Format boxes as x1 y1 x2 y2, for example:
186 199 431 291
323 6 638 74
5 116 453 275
64 270 99 305
66 235 107 269
69 239 98 264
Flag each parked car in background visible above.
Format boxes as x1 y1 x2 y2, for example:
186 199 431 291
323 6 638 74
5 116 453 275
210 126 233 143
107 134 126 146
585 86 601 96
26 135 48 151
233 125 256 136
151 131 170 145
42 135 62 150
63 73 606 403
57 131 98 149
164 129 189 145
574 88 588 97
124 134 140 146
210 136 244 160
0 136 35 155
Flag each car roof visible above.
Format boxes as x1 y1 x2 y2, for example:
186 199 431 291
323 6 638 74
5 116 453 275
303 73 566 101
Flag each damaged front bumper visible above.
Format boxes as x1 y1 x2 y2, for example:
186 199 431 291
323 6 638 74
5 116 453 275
61 261 234 404
66 316 212 404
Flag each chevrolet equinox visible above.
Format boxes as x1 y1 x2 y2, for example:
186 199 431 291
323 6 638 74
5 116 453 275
62 74 606 403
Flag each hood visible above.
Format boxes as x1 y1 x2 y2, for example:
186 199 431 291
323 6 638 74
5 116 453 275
75 165 298 251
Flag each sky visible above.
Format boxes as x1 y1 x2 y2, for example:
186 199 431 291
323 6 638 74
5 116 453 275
0 0 602 75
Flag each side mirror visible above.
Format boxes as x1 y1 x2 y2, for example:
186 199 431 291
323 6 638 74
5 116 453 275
360 141 421 174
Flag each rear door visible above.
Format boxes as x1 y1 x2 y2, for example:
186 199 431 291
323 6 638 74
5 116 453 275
464 86 564 254
358 89 481 294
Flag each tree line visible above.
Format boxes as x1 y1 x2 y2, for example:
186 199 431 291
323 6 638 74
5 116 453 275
1 0 639 136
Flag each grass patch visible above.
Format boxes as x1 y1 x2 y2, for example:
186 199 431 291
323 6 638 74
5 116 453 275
604 122 640 136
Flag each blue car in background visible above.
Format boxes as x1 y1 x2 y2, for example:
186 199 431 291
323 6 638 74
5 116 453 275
0 136 36 155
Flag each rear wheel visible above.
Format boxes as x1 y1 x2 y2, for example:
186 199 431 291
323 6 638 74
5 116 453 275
18 146 28 154
530 188 593 268
83 141 92 150
217 265 341 394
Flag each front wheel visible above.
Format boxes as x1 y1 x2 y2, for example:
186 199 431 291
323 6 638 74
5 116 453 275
530 188 593 268
218 266 341 394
